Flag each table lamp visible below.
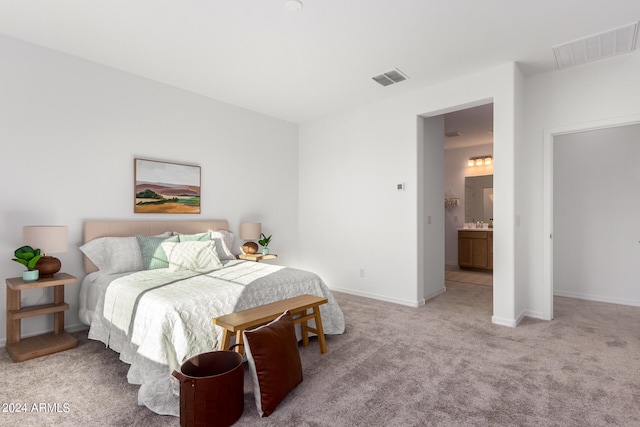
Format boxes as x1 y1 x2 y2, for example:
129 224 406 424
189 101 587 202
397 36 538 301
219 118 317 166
239 222 261 254
23 226 68 277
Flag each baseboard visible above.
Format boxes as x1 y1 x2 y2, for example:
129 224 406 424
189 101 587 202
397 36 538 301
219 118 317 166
521 309 546 320
0 323 88 349
491 315 517 328
554 290 640 307
67 323 90 333
329 286 426 308
424 286 446 301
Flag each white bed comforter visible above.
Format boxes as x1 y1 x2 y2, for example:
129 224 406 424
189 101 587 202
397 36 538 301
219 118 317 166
87 260 345 416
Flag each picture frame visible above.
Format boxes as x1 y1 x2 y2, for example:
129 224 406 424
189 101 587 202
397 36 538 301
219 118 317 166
134 158 201 214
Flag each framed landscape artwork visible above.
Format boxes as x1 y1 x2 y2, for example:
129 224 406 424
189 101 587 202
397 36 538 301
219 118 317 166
134 158 201 214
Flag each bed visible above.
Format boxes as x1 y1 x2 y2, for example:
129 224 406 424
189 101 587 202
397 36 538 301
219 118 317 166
78 220 345 416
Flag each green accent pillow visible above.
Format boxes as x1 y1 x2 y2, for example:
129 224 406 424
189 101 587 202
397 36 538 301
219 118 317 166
136 234 179 269
177 232 211 242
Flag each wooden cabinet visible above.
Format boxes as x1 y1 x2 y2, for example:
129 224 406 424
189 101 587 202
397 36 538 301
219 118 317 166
458 230 493 270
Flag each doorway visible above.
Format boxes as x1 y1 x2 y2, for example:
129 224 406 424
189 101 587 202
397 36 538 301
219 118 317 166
418 102 495 310
443 104 494 289
419 95 517 326
543 114 640 319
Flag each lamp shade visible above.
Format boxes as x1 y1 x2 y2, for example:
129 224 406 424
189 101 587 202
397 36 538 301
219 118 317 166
240 222 261 240
23 226 68 254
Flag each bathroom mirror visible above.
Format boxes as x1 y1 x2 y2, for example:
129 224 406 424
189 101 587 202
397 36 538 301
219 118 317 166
465 175 493 223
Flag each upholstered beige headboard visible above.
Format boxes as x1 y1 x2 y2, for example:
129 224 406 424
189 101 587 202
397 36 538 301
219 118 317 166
82 220 229 273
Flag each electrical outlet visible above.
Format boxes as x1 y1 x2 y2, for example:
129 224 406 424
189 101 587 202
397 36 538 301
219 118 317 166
359 268 365 278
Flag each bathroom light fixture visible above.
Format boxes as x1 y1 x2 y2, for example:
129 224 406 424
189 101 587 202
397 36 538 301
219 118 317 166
285 0 303 11
467 156 493 167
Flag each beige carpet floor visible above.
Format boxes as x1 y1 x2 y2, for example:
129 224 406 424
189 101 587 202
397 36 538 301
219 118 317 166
1 282 639 426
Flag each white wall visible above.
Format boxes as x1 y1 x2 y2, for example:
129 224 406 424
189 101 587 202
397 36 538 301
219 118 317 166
521 49 640 317
8 27 635 341
299 63 518 325
0 35 299 345
444 143 493 266
553 125 640 306
419 116 445 301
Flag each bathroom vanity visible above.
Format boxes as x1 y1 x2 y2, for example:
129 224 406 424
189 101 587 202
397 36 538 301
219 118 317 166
458 229 493 270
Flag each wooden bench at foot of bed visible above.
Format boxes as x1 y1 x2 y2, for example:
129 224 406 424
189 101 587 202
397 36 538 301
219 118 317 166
212 294 328 355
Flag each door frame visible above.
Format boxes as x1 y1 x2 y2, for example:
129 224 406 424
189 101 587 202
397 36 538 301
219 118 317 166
542 113 640 320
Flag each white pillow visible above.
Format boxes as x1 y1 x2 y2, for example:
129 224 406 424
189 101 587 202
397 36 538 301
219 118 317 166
210 230 236 260
79 236 143 274
161 240 223 272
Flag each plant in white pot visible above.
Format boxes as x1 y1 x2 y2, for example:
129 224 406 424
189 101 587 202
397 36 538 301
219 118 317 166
13 245 42 282
258 233 272 255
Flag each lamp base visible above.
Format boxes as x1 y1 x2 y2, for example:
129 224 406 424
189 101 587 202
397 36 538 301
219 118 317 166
35 256 61 278
242 242 259 254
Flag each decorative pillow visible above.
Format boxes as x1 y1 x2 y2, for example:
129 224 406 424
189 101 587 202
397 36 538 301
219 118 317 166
79 236 143 274
210 230 236 260
243 311 303 417
136 234 179 270
176 232 211 242
161 240 223 272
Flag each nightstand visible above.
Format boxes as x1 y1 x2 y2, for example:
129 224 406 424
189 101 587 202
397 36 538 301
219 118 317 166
5 272 77 362
237 253 278 262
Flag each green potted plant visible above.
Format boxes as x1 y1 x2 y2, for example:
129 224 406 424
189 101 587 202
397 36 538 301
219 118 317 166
13 245 42 282
258 233 272 255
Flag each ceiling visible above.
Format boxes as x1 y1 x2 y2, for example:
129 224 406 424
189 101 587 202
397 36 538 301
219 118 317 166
1 1 639 124
444 104 494 150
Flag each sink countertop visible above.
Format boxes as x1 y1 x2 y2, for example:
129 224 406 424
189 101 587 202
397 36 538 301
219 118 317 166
459 227 493 231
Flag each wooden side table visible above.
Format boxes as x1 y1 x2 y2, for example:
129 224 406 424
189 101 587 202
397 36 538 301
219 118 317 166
237 253 277 262
5 272 77 362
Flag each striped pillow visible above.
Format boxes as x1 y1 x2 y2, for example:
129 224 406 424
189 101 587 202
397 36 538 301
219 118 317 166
136 234 179 270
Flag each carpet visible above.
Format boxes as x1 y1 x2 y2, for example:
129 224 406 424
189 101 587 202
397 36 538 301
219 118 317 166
1 283 639 426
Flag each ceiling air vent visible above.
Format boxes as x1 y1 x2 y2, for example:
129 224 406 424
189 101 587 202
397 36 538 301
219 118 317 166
372 68 409 87
445 131 462 138
553 21 639 69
